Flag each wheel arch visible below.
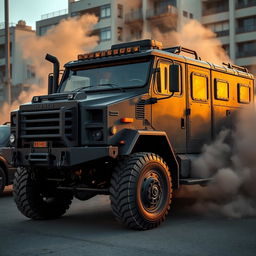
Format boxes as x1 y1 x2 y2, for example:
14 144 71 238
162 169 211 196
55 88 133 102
0 157 8 185
118 130 179 188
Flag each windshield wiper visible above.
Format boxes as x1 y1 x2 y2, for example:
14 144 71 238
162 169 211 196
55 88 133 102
72 85 91 92
98 83 124 91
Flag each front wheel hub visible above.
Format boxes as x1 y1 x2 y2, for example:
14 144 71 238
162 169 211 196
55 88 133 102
141 174 162 211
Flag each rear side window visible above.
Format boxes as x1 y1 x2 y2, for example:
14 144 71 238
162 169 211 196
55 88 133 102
238 84 250 104
191 73 208 101
214 79 229 101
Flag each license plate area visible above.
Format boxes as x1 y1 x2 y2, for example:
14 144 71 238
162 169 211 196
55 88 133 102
33 141 48 148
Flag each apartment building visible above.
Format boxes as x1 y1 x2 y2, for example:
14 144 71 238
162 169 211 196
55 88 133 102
202 0 256 75
0 21 38 104
36 0 201 50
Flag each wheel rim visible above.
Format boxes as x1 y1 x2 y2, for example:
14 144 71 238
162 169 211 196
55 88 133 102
137 164 170 220
141 171 163 212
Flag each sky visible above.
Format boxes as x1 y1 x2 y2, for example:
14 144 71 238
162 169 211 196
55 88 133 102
0 0 68 29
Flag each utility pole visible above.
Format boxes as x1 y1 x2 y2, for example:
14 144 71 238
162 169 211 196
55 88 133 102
5 0 11 105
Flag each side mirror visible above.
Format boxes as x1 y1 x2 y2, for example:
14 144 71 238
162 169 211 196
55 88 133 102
48 74 53 95
169 64 181 93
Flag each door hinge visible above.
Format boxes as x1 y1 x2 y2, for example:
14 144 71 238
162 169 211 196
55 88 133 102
185 108 191 116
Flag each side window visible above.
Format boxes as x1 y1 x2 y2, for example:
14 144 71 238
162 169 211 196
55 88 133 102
159 62 169 94
214 79 229 101
191 73 208 101
238 84 250 104
157 61 182 95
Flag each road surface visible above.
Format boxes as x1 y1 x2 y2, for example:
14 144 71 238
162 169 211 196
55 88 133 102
0 186 256 256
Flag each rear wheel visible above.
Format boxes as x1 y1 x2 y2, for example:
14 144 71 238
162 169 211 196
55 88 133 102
13 167 73 219
110 152 172 230
0 167 6 194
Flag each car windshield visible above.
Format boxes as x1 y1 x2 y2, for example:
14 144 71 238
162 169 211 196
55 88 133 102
60 59 151 92
0 126 10 147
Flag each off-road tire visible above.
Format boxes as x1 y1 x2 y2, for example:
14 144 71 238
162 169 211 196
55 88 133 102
13 167 73 220
110 152 172 230
0 166 6 194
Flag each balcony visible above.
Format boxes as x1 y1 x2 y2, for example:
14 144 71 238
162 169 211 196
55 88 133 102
146 5 178 20
236 0 256 9
215 30 229 37
237 49 256 58
203 5 229 16
125 9 143 25
41 9 68 20
236 25 256 33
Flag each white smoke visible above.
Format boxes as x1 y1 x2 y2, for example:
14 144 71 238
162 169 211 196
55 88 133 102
191 110 256 218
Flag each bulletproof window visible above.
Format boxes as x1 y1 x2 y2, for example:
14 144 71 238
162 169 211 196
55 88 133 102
191 73 208 101
157 61 182 95
238 83 250 103
215 79 229 101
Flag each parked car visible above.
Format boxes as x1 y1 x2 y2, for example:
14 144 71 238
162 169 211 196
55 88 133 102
0 124 15 194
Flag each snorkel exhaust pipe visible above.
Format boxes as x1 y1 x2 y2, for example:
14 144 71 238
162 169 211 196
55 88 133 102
45 54 60 94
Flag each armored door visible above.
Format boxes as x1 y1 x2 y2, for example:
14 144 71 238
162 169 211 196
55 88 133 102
186 65 212 153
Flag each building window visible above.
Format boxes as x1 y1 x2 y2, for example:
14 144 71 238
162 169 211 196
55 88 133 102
117 27 123 41
215 79 229 101
183 11 188 17
191 73 208 101
189 13 194 19
101 5 111 18
237 15 256 33
27 65 36 79
39 24 56 36
206 21 229 37
101 27 111 41
0 43 12 58
117 4 123 18
237 40 256 58
238 84 250 103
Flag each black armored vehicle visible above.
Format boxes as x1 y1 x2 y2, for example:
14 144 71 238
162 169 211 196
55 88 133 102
7 40 255 229
0 124 15 194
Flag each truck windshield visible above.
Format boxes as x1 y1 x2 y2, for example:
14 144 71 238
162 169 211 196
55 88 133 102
60 59 151 92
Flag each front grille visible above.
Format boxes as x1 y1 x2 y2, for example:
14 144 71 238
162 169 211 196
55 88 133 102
20 107 77 147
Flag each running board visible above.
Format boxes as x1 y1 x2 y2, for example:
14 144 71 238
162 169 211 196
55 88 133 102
57 186 109 195
180 178 213 186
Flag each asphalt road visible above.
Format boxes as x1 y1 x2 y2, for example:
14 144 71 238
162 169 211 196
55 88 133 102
0 186 256 256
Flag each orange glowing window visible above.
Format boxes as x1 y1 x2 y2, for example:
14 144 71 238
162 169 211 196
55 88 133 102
215 80 229 101
191 73 208 101
238 84 250 104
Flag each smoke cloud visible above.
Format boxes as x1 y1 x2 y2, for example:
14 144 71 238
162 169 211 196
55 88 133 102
0 14 98 124
149 20 230 65
191 110 256 218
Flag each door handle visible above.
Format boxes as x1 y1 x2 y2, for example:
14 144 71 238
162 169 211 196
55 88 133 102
181 118 185 129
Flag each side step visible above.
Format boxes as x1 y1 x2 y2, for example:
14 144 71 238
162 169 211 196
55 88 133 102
180 178 213 186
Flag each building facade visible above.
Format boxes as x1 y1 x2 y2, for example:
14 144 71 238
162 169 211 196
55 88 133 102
36 0 201 50
202 0 256 74
0 21 38 104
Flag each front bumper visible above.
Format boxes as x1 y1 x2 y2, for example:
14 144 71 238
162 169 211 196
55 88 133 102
3 146 118 167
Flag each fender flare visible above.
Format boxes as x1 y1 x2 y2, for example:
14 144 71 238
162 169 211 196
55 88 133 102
118 129 179 188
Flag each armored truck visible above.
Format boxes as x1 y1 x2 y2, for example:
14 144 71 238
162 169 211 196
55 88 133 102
7 39 254 230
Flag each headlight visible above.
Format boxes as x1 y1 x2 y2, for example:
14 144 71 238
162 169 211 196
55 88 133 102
91 129 103 141
109 126 117 135
10 133 15 144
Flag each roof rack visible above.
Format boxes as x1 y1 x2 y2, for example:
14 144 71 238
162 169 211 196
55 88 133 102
164 46 201 60
222 62 248 73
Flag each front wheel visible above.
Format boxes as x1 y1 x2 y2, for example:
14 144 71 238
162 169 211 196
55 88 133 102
13 167 73 220
110 152 172 230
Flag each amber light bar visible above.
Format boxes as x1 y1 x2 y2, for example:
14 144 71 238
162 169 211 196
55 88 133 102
77 46 140 60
